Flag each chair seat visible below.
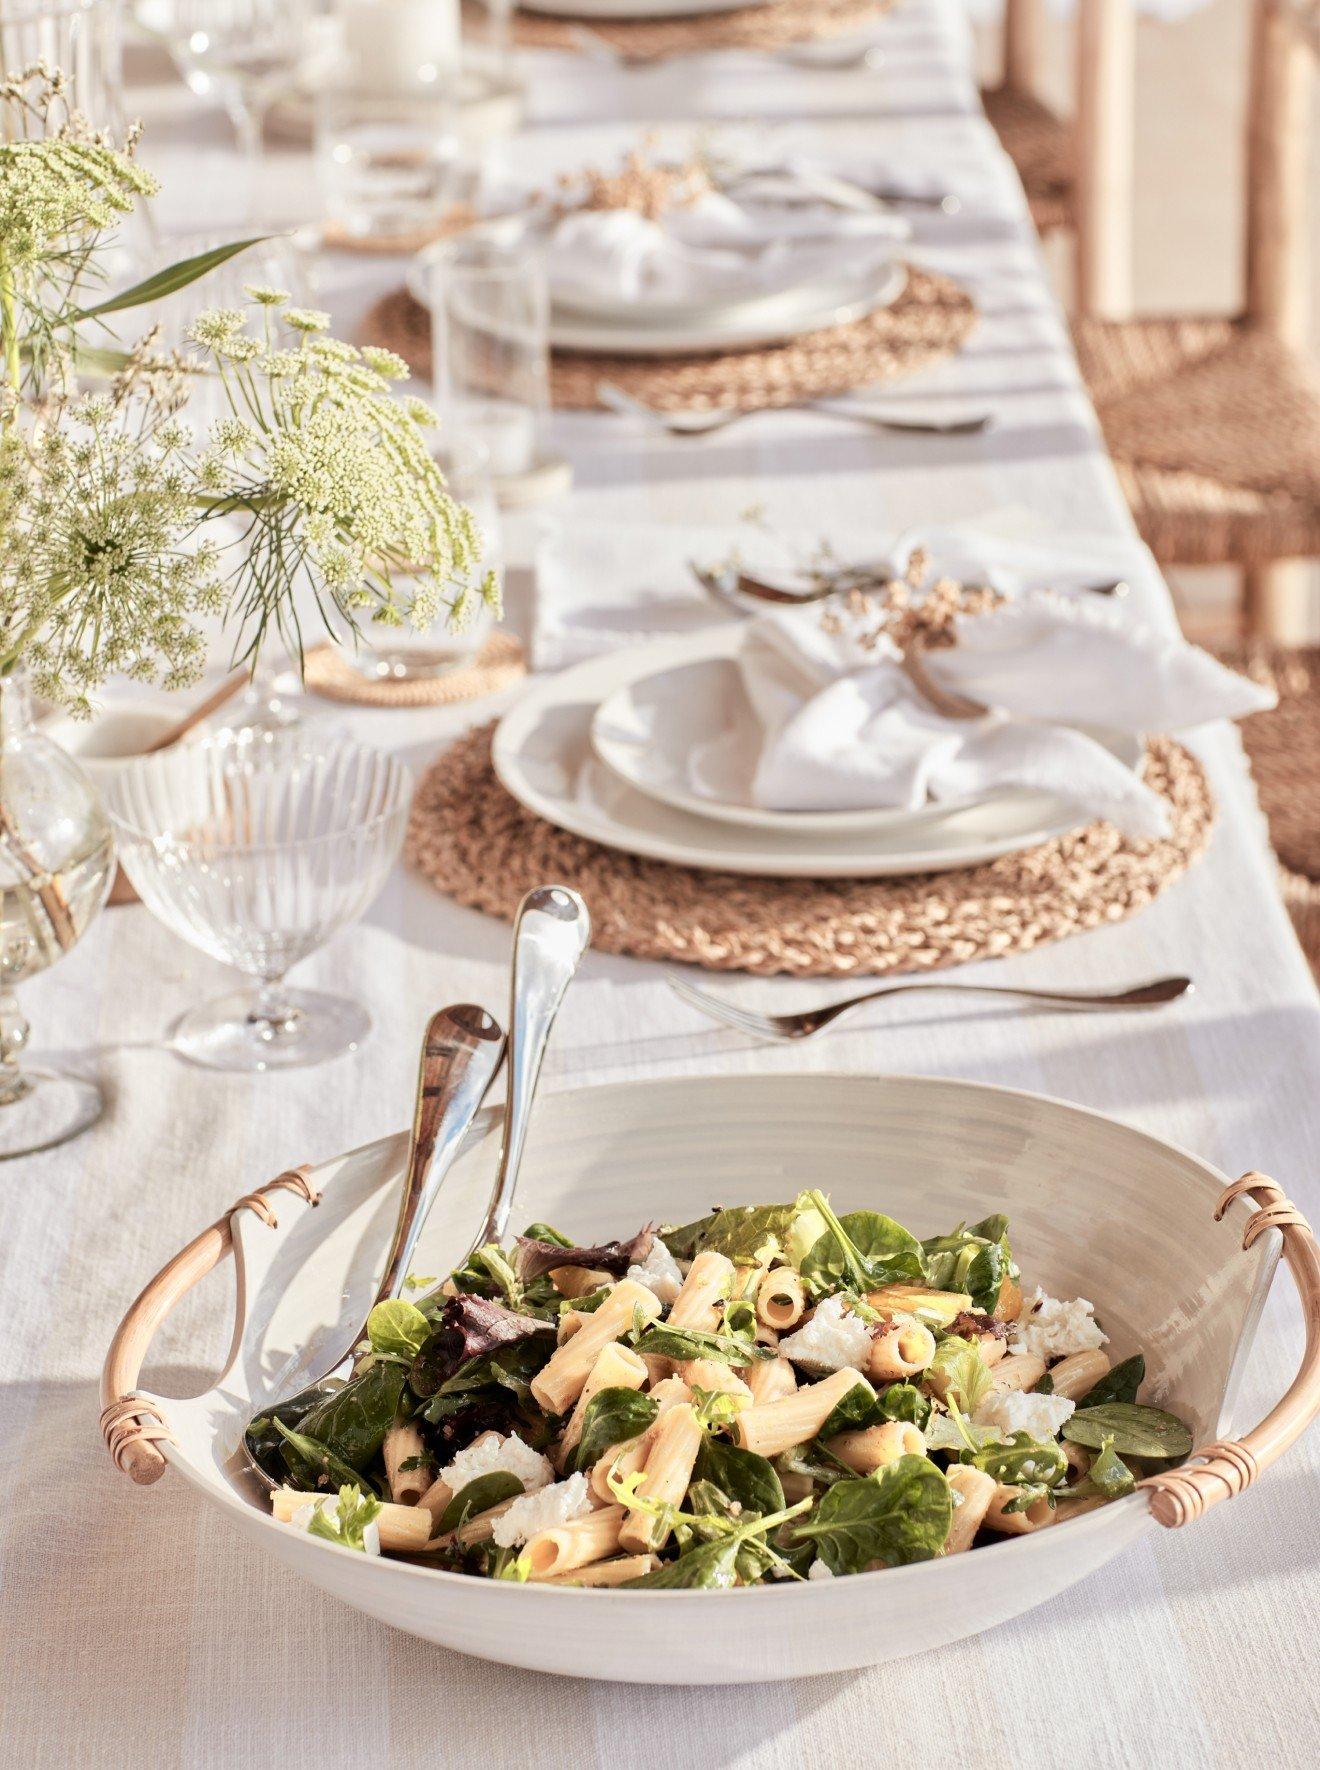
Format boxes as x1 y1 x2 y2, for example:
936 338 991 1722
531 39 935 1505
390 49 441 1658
980 84 1073 232
1073 317 1320 567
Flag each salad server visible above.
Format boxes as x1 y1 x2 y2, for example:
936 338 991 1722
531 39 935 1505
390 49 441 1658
240 1002 506 1490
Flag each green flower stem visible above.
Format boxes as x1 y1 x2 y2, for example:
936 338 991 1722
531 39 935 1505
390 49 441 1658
0 256 21 419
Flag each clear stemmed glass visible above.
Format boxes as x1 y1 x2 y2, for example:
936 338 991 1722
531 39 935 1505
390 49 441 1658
134 0 314 202
107 729 411 1071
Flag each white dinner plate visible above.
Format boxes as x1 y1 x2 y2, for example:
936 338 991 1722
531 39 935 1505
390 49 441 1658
519 0 766 18
143 1072 1282 1681
493 633 1144 876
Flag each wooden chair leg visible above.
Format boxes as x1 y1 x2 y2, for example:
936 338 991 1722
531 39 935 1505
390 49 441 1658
1242 561 1307 640
1074 0 1135 319
1003 0 1047 94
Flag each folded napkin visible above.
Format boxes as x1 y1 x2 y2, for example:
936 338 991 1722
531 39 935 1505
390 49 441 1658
541 186 908 312
690 595 1274 838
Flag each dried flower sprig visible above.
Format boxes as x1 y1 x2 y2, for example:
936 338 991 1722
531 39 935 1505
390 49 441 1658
821 549 1004 655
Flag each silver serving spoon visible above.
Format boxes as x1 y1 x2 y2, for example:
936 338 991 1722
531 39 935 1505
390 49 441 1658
598 381 991 440
241 1003 506 1490
469 884 593 1257
669 972 1193 1042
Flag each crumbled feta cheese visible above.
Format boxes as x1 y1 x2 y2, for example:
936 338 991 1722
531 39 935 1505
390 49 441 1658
807 1558 836 1581
779 1295 874 1372
438 1430 552 1496
362 1519 381 1557
491 1473 594 1548
626 1236 684 1305
974 1388 1076 1441
1009 1289 1107 1361
291 1499 319 1532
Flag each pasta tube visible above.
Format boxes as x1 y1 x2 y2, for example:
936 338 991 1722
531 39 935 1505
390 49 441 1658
271 1488 432 1553
744 1355 797 1406
943 1467 997 1554
676 1358 752 1400
986 1352 1047 1397
667 1250 735 1331
733 1367 869 1459
551 1265 613 1299
618 1403 703 1553
531 1279 662 1414
867 1319 936 1381
1049 1349 1110 1401
824 1420 925 1475
981 1484 1056 1535
755 1268 807 1330
382 1422 431 1506
866 1284 971 1327
559 1342 649 1459
540 1554 658 1587
524 1506 626 1579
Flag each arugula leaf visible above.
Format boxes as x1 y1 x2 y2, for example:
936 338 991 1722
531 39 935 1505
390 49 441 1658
274 1419 378 1494
437 1472 525 1535
567 1387 659 1473
296 1362 406 1472
621 1489 812 1588
925 1336 993 1414
1063 1403 1192 1461
303 1484 383 1552
1075 1354 1145 1409
693 1435 786 1520
367 1299 431 1360
632 1321 773 1366
661 1202 800 1265
797 1192 925 1292
792 1456 952 1574
966 1431 1068 1498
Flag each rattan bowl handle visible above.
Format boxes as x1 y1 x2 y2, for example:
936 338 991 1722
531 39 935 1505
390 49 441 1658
1141 1172 1320 1527
99 1166 319 1485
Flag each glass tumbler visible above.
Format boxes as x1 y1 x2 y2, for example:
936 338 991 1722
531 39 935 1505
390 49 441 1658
107 729 411 1071
429 229 549 483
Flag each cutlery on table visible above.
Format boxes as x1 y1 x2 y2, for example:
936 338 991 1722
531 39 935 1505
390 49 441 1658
142 671 249 753
716 166 960 216
597 381 992 440
689 560 1130 610
668 973 1193 1042
240 1002 507 1491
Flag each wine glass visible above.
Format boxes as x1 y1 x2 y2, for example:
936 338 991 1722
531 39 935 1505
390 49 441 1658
107 729 411 1071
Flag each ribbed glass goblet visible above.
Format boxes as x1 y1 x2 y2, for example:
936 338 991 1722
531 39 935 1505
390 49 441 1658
108 729 411 1071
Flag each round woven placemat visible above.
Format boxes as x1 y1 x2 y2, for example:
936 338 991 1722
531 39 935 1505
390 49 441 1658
406 726 1214 975
508 0 892 58
360 265 975 413
302 632 525 708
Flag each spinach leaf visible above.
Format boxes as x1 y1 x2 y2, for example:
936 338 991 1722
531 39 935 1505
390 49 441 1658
693 1435 785 1519
245 1386 333 1485
1061 1435 1137 1502
437 1472 524 1535
661 1202 800 1265
366 1299 430 1361
921 1217 1017 1312
926 1336 993 1414
1063 1403 1192 1461
520 1222 574 1247
632 1321 773 1366
296 1361 406 1471
792 1455 952 1574
627 1536 744 1589
818 1377 930 1439
274 1419 379 1495
304 1484 382 1552
1075 1354 1145 1409
797 1192 925 1292
877 1382 932 1429
567 1387 659 1473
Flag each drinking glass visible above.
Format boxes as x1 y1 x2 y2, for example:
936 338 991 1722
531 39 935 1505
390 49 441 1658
0 0 124 121
317 88 474 246
429 230 549 483
108 730 411 1071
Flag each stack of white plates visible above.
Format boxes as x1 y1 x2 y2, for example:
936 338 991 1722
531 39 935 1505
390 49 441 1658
491 628 1143 877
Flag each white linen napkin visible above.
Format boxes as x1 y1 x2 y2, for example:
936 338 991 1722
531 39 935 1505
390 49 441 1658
541 187 908 311
691 595 1273 838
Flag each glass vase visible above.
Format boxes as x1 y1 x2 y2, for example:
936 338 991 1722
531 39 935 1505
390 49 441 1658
0 669 115 1158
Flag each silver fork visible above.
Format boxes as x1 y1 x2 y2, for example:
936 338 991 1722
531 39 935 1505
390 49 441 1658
668 972 1193 1041
598 381 991 439
690 560 1130 608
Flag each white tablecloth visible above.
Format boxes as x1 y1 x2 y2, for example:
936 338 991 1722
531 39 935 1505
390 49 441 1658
3 7 1319 1765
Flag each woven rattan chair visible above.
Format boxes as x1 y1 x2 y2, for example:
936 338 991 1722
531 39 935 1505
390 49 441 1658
1072 0 1320 636
981 0 1075 234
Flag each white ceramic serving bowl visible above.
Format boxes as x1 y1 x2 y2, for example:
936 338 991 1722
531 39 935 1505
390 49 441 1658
146 1073 1279 1683
41 700 183 782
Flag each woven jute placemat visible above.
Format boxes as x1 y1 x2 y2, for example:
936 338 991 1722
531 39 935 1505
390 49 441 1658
507 0 892 59
302 632 525 708
360 265 975 413
406 726 1214 976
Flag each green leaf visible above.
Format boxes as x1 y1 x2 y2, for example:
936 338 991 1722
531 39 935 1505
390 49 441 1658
627 1536 744 1589
1076 1354 1145 1409
273 1420 376 1495
437 1472 524 1534
71 237 271 321
926 1336 994 1414
1083 1436 1137 1501
876 1382 932 1429
693 1436 785 1520
632 1321 773 1366
520 1222 574 1248
568 1387 659 1474
797 1193 925 1292
966 1431 1068 1494
792 1456 952 1575
921 1218 1017 1310
367 1299 431 1360
685 1203 801 1264
303 1483 382 1552
817 1375 931 1440
1063 1403 1192 1461
297 1361 406 1471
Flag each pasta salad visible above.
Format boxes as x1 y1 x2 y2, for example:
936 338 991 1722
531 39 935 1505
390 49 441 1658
251 1191 1193 1587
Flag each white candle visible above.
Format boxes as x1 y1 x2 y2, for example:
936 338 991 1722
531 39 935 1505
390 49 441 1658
336 0 460 95
468 403 536 477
